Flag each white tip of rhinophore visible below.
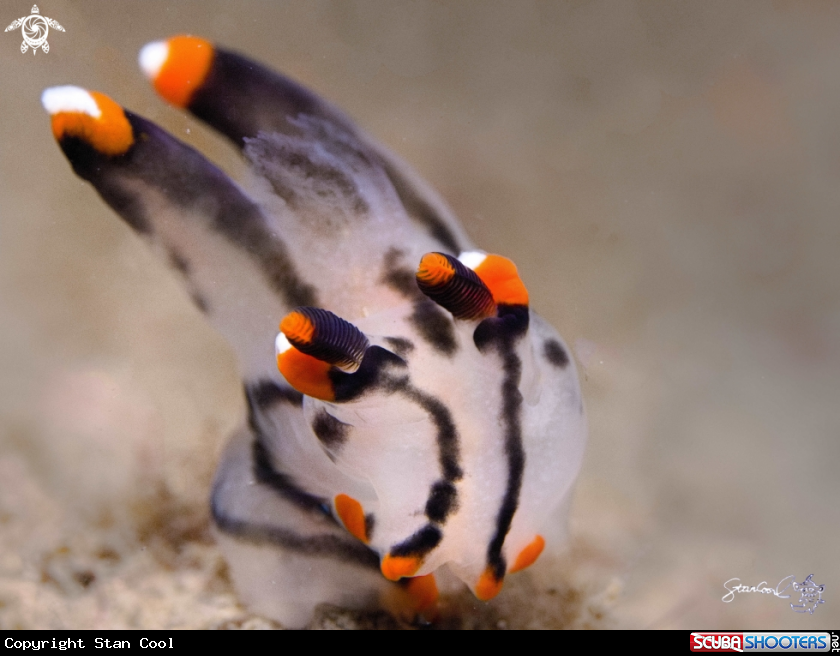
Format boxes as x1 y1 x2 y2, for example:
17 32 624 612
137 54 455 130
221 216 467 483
458 250 487 271
275 332 293 356
139 40 169 80
41 86 101 118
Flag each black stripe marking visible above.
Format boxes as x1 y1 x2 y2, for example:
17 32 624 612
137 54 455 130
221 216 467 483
410 300 457 356
364 514 376 542
193 48 462 252
331 346 407 402
395 384 463 487
166 248 211 313
252 431 329 515
189 48 357 149
245 127 369 215
474 307 530 581
320 357 463 562
57 133 150 234
245 381 326 514
59 113 318 309
380 160 462 254
216 385 379 568
389 525 443 558
485 345 525 580
543 338 569 368
125 113 319 309
378 378 463 561
211 500 380 570
187 47 461 252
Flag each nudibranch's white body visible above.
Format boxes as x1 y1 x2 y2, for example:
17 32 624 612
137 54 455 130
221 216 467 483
42 36 586 627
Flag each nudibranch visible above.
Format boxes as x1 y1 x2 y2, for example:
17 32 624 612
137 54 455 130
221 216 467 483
42 35 586 627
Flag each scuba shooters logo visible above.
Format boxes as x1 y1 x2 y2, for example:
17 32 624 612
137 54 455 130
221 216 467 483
5 5 64 54
690 632 835 653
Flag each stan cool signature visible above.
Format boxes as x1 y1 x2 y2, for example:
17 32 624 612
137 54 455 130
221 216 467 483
722 574 826 614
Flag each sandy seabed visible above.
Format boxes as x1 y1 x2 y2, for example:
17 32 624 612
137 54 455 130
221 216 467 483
1 1 838 629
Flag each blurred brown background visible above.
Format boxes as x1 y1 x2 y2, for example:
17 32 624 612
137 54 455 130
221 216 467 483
1 1 838 628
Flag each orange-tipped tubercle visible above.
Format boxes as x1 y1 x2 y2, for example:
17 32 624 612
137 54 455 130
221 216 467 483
275 331 335 401
475 567 504 601
139 35 214 108
380 555 422 581
42 86 134 157
334 494 369 543
460 251 529 307
509 535 545 573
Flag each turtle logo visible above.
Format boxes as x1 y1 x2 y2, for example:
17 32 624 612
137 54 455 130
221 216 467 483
5 5 64 55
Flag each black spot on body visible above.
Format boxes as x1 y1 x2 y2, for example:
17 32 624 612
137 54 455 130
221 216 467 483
411 300 457 356
190 291 210 313
74 570 96 588
381 248 422 299
246 380 304 410
544 339 569 368
424 481 458 523
384 336 414 357
364 514 376 541
168 249 191 274
312 409 351 451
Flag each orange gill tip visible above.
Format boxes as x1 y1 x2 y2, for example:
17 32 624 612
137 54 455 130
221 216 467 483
508 535 545 574
459 251 529 307
275 332 335 401
404 573 440 616
41 86 133 157
334 494 368 543
474 567 504 601
139 35 214 108
380 555 422 581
